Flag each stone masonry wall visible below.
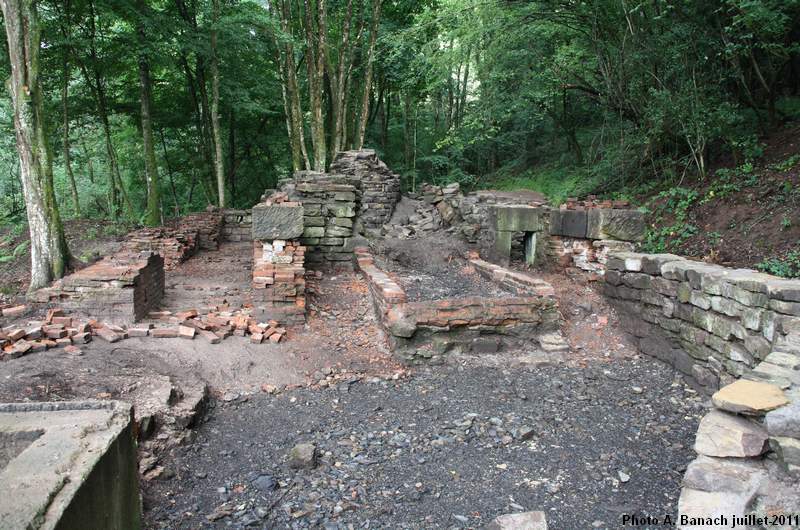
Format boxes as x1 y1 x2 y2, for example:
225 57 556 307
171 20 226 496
281 173 361 267
603 251 800 392
329 150 401 230
221 209 253 242
603 252 800 523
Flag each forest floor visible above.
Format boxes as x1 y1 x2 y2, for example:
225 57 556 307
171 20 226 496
0 218 131 299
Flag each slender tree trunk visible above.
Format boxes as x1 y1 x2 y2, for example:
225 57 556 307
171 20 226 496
2 0 70 290
62 54 81 217
275 0 310 171
210 0 225 207
303 0 327 170
138 0 162 226
228 108 236 201
356 0 381 149
331 0 353 155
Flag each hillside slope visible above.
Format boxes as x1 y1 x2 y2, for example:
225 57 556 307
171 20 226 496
637 123 800 277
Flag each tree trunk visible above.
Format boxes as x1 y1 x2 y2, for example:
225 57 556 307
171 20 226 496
275 0 310 171
138 0 162 226
210 0 225 207
356 0 381 149
2 0 70 290
303 0 327 170
331 0 353 155
61 53 81 217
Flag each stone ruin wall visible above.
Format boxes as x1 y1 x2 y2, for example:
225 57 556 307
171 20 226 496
329 150 401 231
280 173 361 267
600 250 800 522
603 251 799 391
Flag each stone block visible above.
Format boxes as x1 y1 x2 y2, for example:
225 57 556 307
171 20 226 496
694 410 768 458
251 204 304 240
766 401 800 438
493 205 543 232
486 511 547 530
549 209 587 238
586 208 646 241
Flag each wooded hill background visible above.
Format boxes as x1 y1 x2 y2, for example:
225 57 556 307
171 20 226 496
0 0 799 236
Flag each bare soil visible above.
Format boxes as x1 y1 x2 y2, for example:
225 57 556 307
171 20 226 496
643 122 800 268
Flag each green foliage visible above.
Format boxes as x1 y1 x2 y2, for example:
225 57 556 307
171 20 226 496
756 248 800 278
641 187 700 253
489 165 595 205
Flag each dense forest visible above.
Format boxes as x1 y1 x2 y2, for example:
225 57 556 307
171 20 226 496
1 0 799 288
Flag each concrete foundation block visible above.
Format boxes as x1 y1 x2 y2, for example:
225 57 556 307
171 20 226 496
0 401 141 530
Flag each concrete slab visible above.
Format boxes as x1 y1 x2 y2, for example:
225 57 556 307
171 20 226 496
0 401 140 530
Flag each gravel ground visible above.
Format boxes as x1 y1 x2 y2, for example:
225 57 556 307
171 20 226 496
143 357 705 529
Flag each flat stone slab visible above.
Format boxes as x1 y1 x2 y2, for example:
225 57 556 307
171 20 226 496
493 205 543 232
549 210 587 238
252 204 304 240
586 209 646 241
0 401 140 530
486 511 547 530
694 410 768 458
711 379 789 416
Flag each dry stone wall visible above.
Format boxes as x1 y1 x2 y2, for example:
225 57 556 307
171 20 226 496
603 251 800 392
221 209 253 242
329 150 401 230
280 172 362 267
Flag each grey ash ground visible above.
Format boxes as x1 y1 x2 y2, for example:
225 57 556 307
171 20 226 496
143 357 705 529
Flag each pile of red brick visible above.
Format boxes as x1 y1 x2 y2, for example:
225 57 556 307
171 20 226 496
140 308 287 344
1 305 289 360
1 309 94 359
561 196 631 210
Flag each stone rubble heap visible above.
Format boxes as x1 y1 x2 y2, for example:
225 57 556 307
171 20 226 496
381 182 465 239
30 251 165 324
604 251 800 392
329 150 401 230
